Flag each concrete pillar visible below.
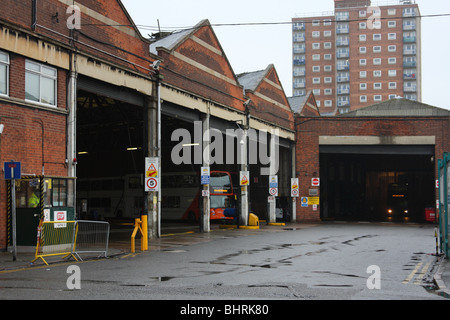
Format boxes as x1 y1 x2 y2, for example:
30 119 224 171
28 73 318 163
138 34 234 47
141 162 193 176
67 69 77 178
291 143 297 223
201 110 210 233
146 87 159 239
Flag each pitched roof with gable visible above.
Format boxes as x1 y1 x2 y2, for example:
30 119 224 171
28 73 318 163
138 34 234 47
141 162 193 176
339 98 450 117
288 91 321 117
237 65 294 131
150 19 245 112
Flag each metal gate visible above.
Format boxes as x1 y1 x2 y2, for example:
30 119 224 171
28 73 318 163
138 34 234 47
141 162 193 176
438 152 450 257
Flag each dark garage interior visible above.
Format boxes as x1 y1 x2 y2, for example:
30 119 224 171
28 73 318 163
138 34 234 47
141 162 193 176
320 148 436 223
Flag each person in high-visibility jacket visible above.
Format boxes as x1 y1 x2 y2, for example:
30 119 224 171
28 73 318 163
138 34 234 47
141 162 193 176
28 191 40 208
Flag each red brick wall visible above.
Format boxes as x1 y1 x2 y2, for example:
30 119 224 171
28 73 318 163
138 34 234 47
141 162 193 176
158 23 246 113
295 115 450 222
0 0 153 75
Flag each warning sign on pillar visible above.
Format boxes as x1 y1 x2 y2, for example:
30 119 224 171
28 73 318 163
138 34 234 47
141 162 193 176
291 178 299 198
269 187 278 196
240 171 250 186
145 157 160 192
145 178 159 192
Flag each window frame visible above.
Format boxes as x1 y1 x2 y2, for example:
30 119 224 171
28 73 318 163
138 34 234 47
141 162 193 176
25 60 57 107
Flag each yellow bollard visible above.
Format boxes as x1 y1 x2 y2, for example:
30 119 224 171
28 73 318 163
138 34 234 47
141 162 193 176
141 214 148 251
131 216 148 253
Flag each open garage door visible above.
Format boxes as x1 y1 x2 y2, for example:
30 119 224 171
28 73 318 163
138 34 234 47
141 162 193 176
320 145 435 223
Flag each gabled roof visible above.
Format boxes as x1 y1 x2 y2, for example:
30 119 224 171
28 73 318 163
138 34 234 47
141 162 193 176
339 98 450 117
288 91 320 117
237 69 267 93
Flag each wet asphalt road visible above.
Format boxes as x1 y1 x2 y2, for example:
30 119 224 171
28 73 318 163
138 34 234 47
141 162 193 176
0 222 446 301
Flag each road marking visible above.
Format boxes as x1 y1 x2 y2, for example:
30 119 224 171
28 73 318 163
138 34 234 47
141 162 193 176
402 262 422 284
414 262 431 285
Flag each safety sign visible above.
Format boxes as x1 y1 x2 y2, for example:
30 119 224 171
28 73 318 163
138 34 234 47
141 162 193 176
269 175 278 188
291 178 299 198
269 187 278 196
145 157 160 192
146 178 159 192
301 197 308 207
240 171 250 186
201 167 210 185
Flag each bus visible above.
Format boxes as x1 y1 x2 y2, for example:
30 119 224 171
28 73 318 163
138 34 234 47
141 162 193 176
386 183 409 218
77 174 144 220
77 171 237 222
162 170 237 221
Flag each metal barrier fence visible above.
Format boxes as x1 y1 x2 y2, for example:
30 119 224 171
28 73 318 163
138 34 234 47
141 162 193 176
72 220 110 261
32 220 110 265
33 221 78 265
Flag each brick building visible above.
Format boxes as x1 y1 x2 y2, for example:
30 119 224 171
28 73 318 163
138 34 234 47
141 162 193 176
0 1 296 249
292 0 421 115
295 98 450 223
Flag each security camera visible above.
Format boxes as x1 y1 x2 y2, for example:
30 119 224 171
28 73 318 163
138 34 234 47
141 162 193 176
151 60 161 70
244 99 251 106
0 124 4 134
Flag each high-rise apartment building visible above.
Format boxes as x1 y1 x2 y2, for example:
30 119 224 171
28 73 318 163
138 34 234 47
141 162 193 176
292 0 421 114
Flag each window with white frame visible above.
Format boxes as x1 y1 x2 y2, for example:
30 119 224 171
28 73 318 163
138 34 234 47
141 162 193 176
360 47 367 54
374 83 382 90
324 77 332 83
389 82 397 89
360 71 367 78
324 30 332 37
324 19 332 26
312 54 321 61
388 21 396 28
373 34 381 41
324 100 332 107
373 46 381 53
359 34 366 42
25 60 57 106
324 65 333 72
373 70 382 77
360 83 367 90
360 59 367 66
313 77 321 84
373 58 382 65
312 66 320 72
0 51 9 96
324 42 332 49
388 70 397 77
312 31 320 38
324 54 332 60
360 95 367 103
388 45 396 52
388 57 397 64
312 43 320 50
374 95 382 102
388 33 396 40
388 8 396 16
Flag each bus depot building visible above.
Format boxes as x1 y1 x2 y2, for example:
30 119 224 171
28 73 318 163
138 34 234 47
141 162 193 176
295 98 450 223
0 0 449 252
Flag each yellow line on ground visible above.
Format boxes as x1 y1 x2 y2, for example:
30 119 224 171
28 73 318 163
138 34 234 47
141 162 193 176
414 262 431 285
402 262 423 284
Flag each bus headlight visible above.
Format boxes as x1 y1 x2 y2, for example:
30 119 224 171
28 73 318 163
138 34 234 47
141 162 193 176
388 209 393 214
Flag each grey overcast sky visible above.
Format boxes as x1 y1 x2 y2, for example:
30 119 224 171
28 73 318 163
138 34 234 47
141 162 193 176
121 0 450 110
